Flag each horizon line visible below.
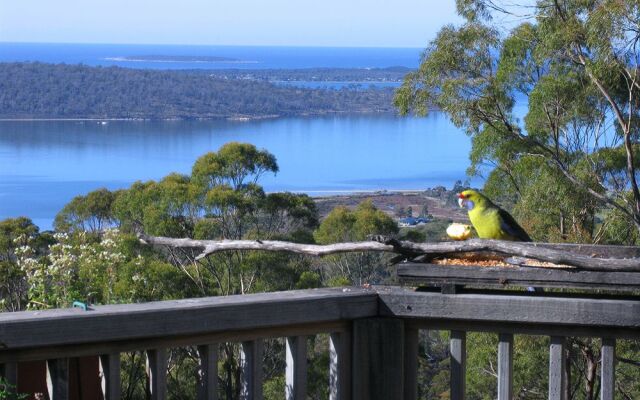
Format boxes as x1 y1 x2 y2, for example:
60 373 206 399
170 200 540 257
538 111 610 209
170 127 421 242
0 40 426 50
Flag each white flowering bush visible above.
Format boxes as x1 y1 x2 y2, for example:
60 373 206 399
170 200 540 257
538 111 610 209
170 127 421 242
16 230 129 309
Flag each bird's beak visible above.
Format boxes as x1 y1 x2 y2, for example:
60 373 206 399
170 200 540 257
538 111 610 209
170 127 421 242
457 193 465 208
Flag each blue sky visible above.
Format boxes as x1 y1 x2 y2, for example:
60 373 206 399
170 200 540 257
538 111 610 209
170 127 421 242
0 0 461 47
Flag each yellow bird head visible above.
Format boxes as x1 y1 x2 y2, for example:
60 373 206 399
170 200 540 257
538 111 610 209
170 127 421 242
457 189 488 211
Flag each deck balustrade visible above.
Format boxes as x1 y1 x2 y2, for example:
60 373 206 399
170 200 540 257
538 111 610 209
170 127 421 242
0 286 638 399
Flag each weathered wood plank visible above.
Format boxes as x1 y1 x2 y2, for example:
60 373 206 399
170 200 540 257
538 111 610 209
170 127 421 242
377 289 640 332
99 353 121 400
240 340 263 400
549 337 567 400
329 331 351 400
146 349 167 400
352 318 404 400
535 243 640 258
46 358 69 400
0 362 17 385
285 336 307 400
0 288 377 352
600 338 615 400
450 331 466 400
404 327 419 400
0 321 349 363
398 263 640 291
409 318 640 340
197 344 218 400
497 333 513 400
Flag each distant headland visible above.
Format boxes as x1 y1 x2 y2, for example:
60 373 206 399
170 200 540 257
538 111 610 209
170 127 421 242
104 55 258 64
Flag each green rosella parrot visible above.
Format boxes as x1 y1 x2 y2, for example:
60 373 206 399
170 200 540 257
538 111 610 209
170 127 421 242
457 189 531 242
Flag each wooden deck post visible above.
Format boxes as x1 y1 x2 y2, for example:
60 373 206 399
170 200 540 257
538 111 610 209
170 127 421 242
99 353 121 400
497 333 513 400
329 331 351 400
352 318 405 400
286 336 307 400
549 337 567 400
197 344 218 400
601 338 615 400
240 340 263 400
450 330 466 400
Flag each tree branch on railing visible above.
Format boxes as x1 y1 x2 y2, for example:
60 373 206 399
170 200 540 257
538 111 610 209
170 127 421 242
138 234 640 272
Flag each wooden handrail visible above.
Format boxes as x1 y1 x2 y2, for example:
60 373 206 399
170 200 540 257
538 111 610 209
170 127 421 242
0 287 638 400
0 288 377 358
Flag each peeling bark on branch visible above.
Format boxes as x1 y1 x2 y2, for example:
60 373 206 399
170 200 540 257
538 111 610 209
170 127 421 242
138 235 640 272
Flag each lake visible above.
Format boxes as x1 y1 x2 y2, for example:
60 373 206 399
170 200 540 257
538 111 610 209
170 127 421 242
0 114 476 230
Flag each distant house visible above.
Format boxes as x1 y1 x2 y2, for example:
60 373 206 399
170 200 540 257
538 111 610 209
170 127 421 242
398 216 430 227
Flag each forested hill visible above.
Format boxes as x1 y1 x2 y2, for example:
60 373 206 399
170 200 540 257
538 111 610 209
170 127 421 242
0 62 396 120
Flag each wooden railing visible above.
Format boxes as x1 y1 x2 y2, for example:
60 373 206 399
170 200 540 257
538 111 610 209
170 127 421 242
0 286 638 399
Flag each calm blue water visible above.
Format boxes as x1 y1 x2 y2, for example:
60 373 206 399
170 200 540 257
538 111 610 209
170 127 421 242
0 115 475 230
0 42 422 70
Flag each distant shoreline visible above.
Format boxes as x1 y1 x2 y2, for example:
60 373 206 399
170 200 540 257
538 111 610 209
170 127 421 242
0 111 401 122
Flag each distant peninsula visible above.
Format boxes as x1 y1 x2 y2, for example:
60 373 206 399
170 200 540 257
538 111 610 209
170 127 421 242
105 55 256 64
0 62 399 120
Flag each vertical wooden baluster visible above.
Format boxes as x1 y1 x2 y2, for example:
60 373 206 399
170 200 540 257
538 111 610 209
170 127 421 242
197 344 219 400
549 336 567 400
497 333 513 400
146 349 168 400
46 358 69 400
286 336 308 400
450 330 466 400
99 353 121 400
601 338 615 400
329 331 351 400
240 340 263 400
404 326 419 400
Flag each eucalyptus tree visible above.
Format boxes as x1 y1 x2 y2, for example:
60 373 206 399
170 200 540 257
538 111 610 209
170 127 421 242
395 0 640 242
396 2 640 397
111 143 319 399
54 188 117 233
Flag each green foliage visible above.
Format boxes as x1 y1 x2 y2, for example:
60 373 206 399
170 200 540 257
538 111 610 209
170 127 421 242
396 2 640 398
314 201 397 285
314 200 397 244
192 142 278 191
54 188 116 232
397 0 640 242
0 378 26 400
0 217 39 262
263 376 285 400
400 229 426 243
295 270 322 289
